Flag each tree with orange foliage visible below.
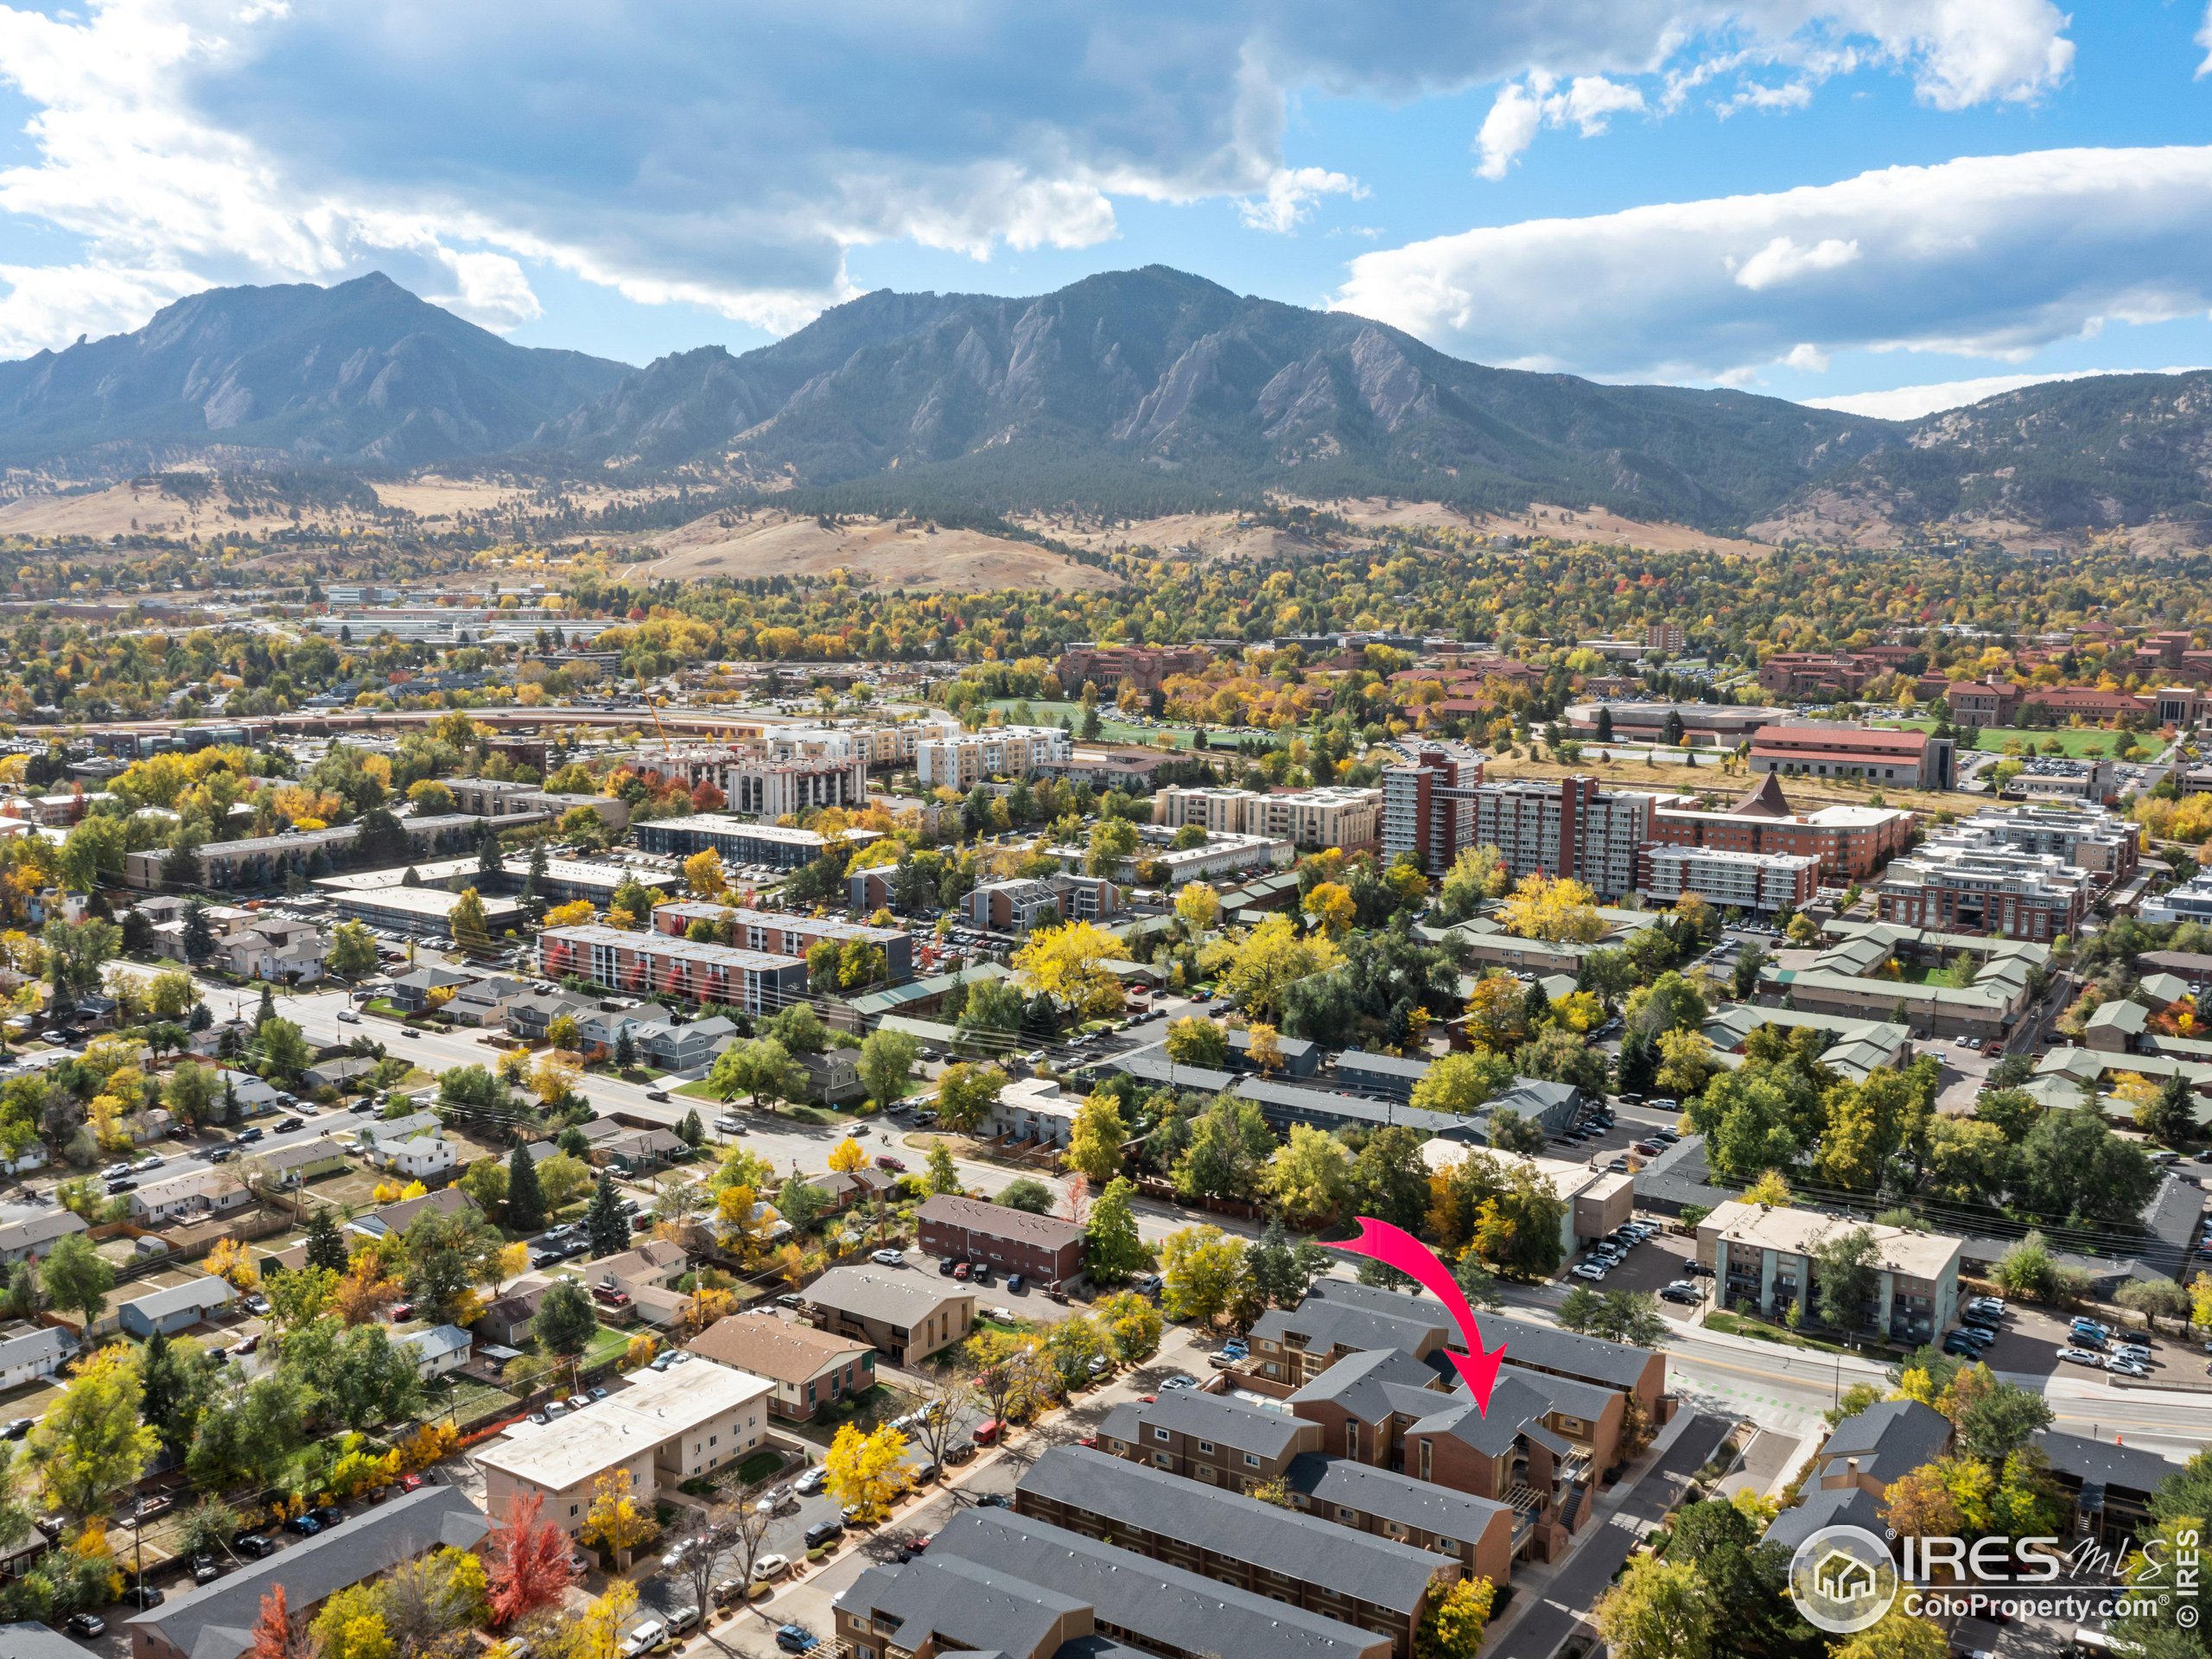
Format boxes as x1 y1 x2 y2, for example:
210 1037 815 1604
247 1585 315 1659
486 1491 575 1629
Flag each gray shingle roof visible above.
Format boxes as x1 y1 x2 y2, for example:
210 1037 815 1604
1250 1296 1447 1360
1119 1389 1316 1461
1014 1446 1447 1615
842 1554 1086 1657
1286 1346 1443 1420
1283 1452 1510 1543
1763 1483 1889 1554
804 1265 974 1328
126 1485 490 1659
918 1193 1084 1250
1817 1398 1952 1486
2033 1429 2181 1497
927 1508 1391 1659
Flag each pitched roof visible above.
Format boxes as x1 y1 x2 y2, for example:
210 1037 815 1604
1732 772 1796 817
125 1485 490 1659
804 1265 975 1327
1013 1447 1447 1615
1283 1452 1510 1543
1250 1293 1447 1361
0 1208 86 1252
2032 1429 2181 1497
918 1193 1084 1250
841 1554 1088 1659
1120 1389 1316 1461
1818 1398 1953 1485
1286 1346 1442 1421
1763 1482 1890 1554
689 1312 873 1383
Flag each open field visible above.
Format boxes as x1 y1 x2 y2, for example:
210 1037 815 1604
1014 509 1321 564
982 697 1206 747
614 507 1117 592
1483 752 1970 819
1450 499 1771 556
0 477 359 539
1885 720 2132 758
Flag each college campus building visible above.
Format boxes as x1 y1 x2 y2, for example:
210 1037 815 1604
537 924 808 1012
1647 774 1914 880
1563 701 1786 746
1747 724 1955 789
915 725 1073 790
1153 785 1383 851
1054 643 1213 695
1697 1200 1961 1346
1633 843 1819 913
632 747 872 819
1470 776 1651 900
1875 840 2096 942
1380 744 1484 875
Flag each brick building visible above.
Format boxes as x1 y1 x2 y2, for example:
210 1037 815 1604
1647 774 1914 880
917 1194 1086 1286
1748 724 1955 789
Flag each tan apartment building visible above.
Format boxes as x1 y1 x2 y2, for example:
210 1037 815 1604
689 1311 875 1421
802 1266 974 1363
1697 1199 1960 1347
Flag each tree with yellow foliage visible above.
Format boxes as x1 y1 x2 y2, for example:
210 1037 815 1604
205 1238 260 1292
1499 873 1606 943
1011 920 1130 1020
579 1470 657 1570
823 1421 911 1524
1220 912 1339 1022
528 1051 582 1109
1244 1022 1286 1075
1301 880 1356 938
622 1332 658 1372
682 849 725 898
1743 1168 1792 1208
1173 882 1221 932
684 1285 737 1334
565 1579 639 1659
827 1136 868 1173
542 899 596 929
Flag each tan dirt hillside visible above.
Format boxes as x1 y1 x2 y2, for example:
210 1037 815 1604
613 508 1116 592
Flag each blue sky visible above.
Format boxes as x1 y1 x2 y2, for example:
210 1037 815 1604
3 0 2211 416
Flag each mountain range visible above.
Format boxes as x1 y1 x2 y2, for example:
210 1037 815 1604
3 265 2209 543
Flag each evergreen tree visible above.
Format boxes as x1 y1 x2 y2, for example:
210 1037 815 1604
1615 1029 1657 1096
613 1026 637 1069
139 1328 190 1446
506 1141 548 1233
677 1109 704 1148
181 899 214 964
558 1126 590 1160
478 825 506 881
255 984 276 1031
302 1208 350 1274
1246 1217 1303 1307
583 1173 628 1257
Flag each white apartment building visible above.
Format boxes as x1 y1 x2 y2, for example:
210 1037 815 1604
1635 845 1819 914
1152 785 1382 851
641 748 870 819
765 713 963 769
916 726 1073 791
1471 777 1651 900
479 1360 773 1535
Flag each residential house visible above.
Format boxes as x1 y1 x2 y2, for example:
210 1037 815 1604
0 1323 73 1389
633 1014 739 1072
688 1311 876 1420
302 1055 382 1095
396 1323 473 1381
802 1267 975 1363
386 963 478 1013
473 1276 556 1346
116 1276 238 1338
130 1166 254 1228
216 915 327 983
356 1115 458 1181
124 1486 492 1659
445 976 532 1028
0 1207 86 1267
796 1046 865 1106
2035 1429 2182 1543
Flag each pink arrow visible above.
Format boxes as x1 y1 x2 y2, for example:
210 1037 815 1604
1325 1216 1508 1414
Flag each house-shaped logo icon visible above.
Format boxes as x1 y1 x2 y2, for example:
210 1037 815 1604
1814 1548 1878 1605
1789 1523 1899 1635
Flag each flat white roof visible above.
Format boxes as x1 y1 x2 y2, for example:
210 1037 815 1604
477 1360 772 1491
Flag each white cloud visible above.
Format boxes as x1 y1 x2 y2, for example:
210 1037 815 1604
0 0 2079 355
1805 365 2210 421
2197 2 2212 74
1334 147 2212 382
1733 235 1861 290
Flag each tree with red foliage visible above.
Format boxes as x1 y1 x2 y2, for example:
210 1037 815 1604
486 1490 575 1628
247 1585 312 1659
690 780 727 812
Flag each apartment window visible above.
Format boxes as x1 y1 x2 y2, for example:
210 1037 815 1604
1345 1423 1358 1459
1420 1440 1432 1481
1156 1453 1173 1470
1243 1453 1260 1469
1198 1440 1215 1455
1153 1427 1170 1444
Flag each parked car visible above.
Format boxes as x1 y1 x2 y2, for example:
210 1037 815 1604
974 1492 1012 1508
775 1625 819 1654
284 1515 323 1536
971 1419 1001 1446
119 1584 165 1608
1571 1262 1608 1281
234 1533 277 1559
804 1519 845 1549
795 1467 829 1495
192 1556 223 1585
620 1618 667 1657
1659 1281 1701 1304
2057 1346 2106 1368
875 1155 906 1173
938 1257 957 1275
871 1249 906 1267
64 1613 106 1637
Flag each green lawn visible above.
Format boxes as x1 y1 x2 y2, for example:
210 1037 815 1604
983 697 1216 750
581 1323 633 1372
1885 720 2136 758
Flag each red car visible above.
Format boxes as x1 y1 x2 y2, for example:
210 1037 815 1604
875 1154 907 1173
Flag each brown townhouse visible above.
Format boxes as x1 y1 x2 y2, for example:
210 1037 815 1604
918 1193 1086 1287
1014 1446 1459 1659
689 1310 876 1421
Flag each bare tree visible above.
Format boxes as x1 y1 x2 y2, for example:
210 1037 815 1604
904 1369 969 1469
724 1500 779 1605
677 1511 736 1618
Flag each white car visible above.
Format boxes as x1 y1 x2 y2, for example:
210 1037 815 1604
713 1114 743 1135
2056 1346 2106 1368
752 1554 791 1580
2107 1359 2151 1379
871 1249 906 1267
1571 1263 1608 1281
620 1620 667 1658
